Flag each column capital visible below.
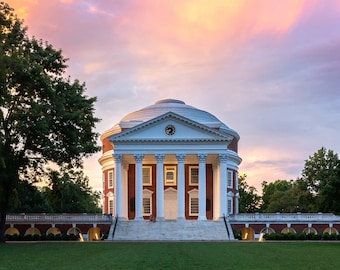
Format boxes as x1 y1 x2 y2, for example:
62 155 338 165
155 154 165 163
112 153 123 163
134 154 144 163
176 154 186 163
197 154 207 163
219 154 228 163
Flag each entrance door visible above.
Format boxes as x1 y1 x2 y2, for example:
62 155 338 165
164 188 178 220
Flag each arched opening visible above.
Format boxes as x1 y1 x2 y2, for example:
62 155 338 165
25 227 41 236
323 227 338 235
260 227 275 234
303 227 317 235
67 227 83 241
46 227 61 235
281 227 296 234
242 227 255 240
88 227 101 241
5 227 20 236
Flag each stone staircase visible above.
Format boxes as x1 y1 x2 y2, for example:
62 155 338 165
111 219 231 241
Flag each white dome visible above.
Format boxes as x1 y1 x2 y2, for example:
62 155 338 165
103 99 239 139
121 99 228 128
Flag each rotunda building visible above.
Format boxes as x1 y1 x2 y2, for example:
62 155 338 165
99 99 242 221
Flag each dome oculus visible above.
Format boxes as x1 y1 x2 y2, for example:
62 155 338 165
165 124 176 135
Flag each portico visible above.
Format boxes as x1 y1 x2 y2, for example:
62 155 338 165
99 99 242 222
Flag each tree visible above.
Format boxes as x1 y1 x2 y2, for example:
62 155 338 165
238 174 261 213
43 169 101 213
261 179 317 213
0 3 100 243
301 147 340 213
8 180 53 213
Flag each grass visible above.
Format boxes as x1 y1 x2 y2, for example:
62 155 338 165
1 241 340 270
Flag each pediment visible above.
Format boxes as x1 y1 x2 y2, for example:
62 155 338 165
109 112 233 143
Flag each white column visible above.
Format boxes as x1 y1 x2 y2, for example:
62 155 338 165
134 154 144 220
121 161 129 220
176 154 186 220
155 154 165 220
198 154 207 220
219 154 228 218
112 154 123 219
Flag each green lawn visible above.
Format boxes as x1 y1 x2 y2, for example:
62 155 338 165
1 241 340 270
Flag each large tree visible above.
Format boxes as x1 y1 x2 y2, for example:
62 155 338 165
0 3 100 243
302 147 340 213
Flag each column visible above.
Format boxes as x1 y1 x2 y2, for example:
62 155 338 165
155 154 165 220
176 154 186 220
219 154 228 218
198 154 207 220
112 154 122 218
134 154 144 220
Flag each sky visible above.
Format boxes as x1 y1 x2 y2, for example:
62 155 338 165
5 0 340 193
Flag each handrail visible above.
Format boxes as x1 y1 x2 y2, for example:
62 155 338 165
111 215 119 239
223 214 229 236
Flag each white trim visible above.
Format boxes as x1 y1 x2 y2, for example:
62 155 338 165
188 189 199 216
143 189 153 216
164 165 177 186
227 170 233 188
108 170 114 188
142 166 152 186
189 166 199 186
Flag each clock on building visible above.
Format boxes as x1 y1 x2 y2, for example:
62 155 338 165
165 124 176 135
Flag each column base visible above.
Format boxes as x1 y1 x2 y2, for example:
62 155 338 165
198 216 207 221
134 216 144 221
177 217 186 221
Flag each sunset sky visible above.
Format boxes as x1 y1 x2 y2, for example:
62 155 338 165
6 0 340 192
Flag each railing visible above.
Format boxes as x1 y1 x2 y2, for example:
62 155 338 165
6 213 113 224
229 212 340 223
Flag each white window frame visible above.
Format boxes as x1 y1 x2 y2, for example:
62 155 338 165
164 166 177 186
188 189 199 216
189 166 199 186
107 193 115 215
143 198 151 215
227 198 233 215
142 166 152 186
227 170 233 188
108 170 114 188
142 189 153 216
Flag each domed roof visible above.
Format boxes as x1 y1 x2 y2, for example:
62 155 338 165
103 99 239 139
121 99 228 128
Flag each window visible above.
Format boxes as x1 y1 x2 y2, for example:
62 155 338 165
143 198 151 215
189 166 199 185
108 198 114 215
164 166 176 186
190 198 199 216
227 170 233 188
143 166 152 186
108 170 114 188
188 189 199 216
227 198 232 215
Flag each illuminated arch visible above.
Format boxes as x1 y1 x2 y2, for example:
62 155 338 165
303 227 317 235
25 227 41 236
5 227 20 236
46 227 61 235
67 227 82 235
323 227 339 235
87 227 101 241
281 227 296 234
260 227 275 234
242 227 255 240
